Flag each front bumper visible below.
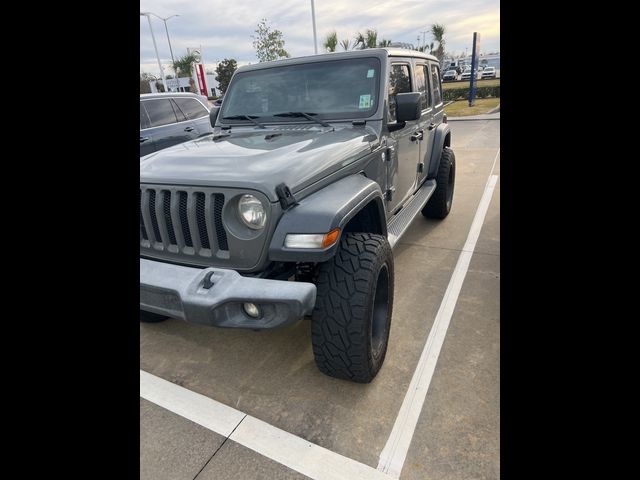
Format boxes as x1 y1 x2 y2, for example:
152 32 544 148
140 259 316 329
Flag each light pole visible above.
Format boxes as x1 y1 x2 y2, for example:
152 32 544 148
310 0 318 54
140 12 168 92
144 13 180 68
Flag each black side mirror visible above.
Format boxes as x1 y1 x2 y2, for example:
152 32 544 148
395 92 422 122
209 107 220 127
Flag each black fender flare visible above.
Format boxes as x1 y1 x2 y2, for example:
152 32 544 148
268 175 386 263
427 123 451 178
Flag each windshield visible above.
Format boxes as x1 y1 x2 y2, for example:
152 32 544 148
220 57 381 123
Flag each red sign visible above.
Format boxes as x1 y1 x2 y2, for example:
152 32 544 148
197 64 208 96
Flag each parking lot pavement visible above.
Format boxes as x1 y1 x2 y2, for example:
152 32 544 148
140 117 500 479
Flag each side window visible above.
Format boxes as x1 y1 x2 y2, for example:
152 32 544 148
170 99 187 122
388 64 411 122
144 99 179 127
140 103 150 130
173 98 209 120
414 64 432 110
430 64 442 106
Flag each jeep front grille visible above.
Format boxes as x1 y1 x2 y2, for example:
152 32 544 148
140 186 228 258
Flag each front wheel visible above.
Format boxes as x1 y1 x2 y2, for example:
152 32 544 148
311 233 394 383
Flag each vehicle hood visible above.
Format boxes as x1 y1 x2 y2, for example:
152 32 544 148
139 125 378 202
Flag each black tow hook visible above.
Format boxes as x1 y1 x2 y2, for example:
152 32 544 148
203 271 215 289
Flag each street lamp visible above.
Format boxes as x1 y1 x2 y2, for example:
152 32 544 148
144 12 180 68
140 12 168 92
310 0 318 54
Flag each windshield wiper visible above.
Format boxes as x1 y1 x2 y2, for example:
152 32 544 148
273 112 331 127
221 114 266 129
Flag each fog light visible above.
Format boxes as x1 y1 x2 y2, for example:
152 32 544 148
243 302 261 318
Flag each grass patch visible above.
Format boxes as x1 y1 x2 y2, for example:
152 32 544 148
442 78 500 90
444 98 500 117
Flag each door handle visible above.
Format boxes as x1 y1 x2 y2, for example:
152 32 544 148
140 136 150 143
410 130 424 141
427 122 436 130
184 126 195 132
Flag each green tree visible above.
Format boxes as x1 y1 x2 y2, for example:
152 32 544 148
339 38 352 51
378 38 392 47
430 23 446 63
172 52 200 77
140 73 155 94
323 31 338 52
215 58 237 94
252 18 290 62
355 29 378 49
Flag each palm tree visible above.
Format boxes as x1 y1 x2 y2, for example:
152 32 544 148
340 38 352 51
365 29 378 48
430 23 446 63
378 38 392 47
354 29 377 49
172 52 200 77
323 31 338 52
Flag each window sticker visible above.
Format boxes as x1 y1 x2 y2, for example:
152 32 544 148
367 69 375 78
359 94 372 109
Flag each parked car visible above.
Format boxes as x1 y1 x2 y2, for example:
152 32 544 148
460 66 480 81
442 69 457 82
140 93 213 157
140 48 456 383
481 66 496 79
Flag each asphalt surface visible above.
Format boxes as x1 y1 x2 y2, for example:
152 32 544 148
140 116 500 479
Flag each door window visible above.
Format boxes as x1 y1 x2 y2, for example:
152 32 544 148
140 102 151 129
388 64 411 122
173 98 209 120
430 65 443 106
414 64 432 110
143 99 179 127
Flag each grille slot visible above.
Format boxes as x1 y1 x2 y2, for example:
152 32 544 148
162 191 177 245
194 192 210 249
148 190 162 241
214 195 228 251
178 191 193 247
140 190 147 240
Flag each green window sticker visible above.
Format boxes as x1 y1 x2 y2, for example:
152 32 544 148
359 94 372 109
367 69 375 78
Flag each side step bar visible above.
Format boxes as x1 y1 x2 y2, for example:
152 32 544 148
387 179 437 249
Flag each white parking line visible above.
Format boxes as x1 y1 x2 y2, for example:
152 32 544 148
377 149 500 478
140 370 393 480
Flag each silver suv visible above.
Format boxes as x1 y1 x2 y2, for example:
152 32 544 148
140 93 212 157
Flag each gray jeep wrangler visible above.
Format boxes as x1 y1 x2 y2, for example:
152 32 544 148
140 48 455 383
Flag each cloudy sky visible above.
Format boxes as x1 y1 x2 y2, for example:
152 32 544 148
140 0 499 76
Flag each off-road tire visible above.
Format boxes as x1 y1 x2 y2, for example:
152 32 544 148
423 147 455 219
140 310 169 323
311 233 394 383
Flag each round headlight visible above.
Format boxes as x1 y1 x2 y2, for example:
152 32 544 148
238 194 267 229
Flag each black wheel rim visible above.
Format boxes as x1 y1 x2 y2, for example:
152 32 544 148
445 160 455 210
371 264 390 359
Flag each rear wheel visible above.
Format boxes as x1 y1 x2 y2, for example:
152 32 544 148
311 233 394 383
140 310 169 323
423 147 455 219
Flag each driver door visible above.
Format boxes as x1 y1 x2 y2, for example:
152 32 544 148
386 61 420 214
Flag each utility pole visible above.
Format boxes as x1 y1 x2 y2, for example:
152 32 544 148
420 30 428 51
